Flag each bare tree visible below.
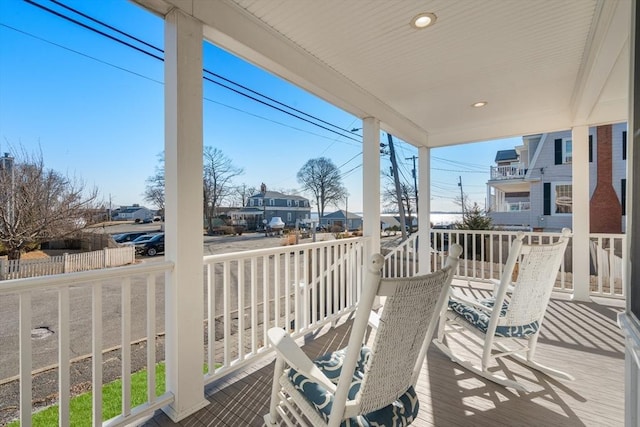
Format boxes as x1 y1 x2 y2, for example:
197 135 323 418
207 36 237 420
231 183 257 207
143 152 164 211
383 181 414 226
297 157 347 219
203 147 243 232
0 150 99 260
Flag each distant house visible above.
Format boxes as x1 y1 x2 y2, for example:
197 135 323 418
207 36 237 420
112 205 154 222
230 190 311 230
487 122 627 232
320 210 362 231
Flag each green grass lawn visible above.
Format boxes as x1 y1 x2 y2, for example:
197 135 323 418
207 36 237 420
8 363 166 427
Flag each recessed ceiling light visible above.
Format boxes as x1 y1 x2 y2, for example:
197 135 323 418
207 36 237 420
411 12 437 29
472 101 488 108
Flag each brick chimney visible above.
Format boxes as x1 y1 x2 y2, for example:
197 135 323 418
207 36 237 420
589 124 622 233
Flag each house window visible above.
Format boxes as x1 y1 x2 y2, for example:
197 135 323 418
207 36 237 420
287 199 292 207
554 138 572 164
623 130 627 160
269 199 274 206
287 213 292 222
553 183 572 214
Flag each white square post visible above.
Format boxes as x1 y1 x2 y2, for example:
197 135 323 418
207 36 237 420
571 125 591 301
163 8 209 420
362 117 381 258
418 146 431 273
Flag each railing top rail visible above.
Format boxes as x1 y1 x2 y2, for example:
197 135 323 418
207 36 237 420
589 233 626 238
203 236 369 264
0 260 174 294
429 229 573 237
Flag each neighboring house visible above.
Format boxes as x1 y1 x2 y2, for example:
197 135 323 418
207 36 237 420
320 210 363 231
380 215 401 231
111 205 154 222
231 190 311 229
380 214 418 231
487 122 627 233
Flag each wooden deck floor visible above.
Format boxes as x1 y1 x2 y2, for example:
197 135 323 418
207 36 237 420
144 282 625 427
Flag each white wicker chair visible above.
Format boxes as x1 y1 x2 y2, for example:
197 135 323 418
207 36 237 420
264 245 462 427
434 228 573 392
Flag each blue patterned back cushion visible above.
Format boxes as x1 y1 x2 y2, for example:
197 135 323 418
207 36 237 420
288 346 419 426
448 297 539 338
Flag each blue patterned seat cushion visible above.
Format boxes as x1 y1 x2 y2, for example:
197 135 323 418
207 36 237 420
448 297 539 338
287 346 419 426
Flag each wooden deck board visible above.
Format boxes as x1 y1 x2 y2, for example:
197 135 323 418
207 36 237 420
143 284 625 426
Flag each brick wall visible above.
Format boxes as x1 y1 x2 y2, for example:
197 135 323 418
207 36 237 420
590 124 622 233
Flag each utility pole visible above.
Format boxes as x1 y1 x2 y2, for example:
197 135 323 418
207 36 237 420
458 176 465 217
388 133 408 240
405 155 418 215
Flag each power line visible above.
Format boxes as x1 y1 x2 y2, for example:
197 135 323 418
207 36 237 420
0 23 164 84
203 76 361 143
203 97 361 147
24 0 164 61
21 0 364 145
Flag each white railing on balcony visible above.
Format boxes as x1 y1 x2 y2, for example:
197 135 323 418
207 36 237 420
490 165 527 180
383 229 626 299
589 233 625 298
202 237 368 385
0 261 174 427
494 201 531 212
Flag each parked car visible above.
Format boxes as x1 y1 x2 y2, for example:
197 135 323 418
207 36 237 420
120 234 155 247
112 231 150 244
135 233 165 256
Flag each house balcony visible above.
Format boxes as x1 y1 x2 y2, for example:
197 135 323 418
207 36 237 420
493 201 531 212
489 165 527 181
0 230 625 426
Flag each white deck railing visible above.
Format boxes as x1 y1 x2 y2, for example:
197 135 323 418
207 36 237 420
202 237 368 385
4 230 625 426
0 261 174 427
384 230 625 299
490 165 527 180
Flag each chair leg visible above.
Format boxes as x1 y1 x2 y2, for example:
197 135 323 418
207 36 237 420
266 357 286 425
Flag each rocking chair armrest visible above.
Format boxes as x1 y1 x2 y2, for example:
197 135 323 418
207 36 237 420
267 327 337 393
449 290 494 315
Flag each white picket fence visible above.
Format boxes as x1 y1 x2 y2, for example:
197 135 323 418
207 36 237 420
0 246 136 280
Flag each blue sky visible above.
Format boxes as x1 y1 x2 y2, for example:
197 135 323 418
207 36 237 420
0 0 520 214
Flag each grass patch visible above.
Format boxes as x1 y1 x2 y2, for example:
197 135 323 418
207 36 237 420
8 363 166 427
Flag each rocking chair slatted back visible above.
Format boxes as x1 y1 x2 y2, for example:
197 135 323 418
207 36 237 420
502 238 569 327
357 266 453 413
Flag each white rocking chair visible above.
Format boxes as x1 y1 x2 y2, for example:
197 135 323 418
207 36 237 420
434 228 573 392
264 245 462 427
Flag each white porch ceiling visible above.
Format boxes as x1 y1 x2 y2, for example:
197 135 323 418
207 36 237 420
132 0 630 148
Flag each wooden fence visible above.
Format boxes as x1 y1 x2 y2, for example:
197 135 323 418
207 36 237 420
0 246 136 280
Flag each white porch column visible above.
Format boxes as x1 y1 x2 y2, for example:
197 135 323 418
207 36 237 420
362 117 380 258
571 125 591 301
163 9 209 420
418 146 431 273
